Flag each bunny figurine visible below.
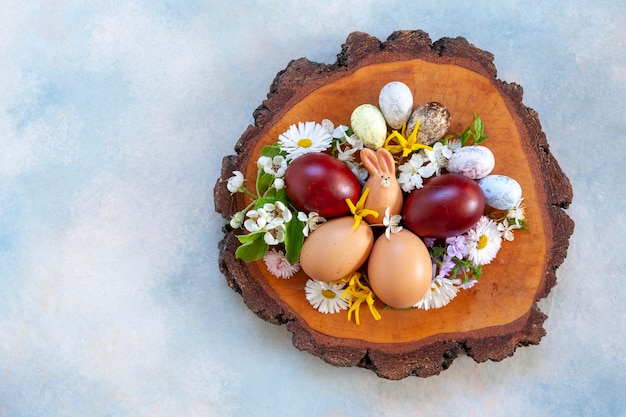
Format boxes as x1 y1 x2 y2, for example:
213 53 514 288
360 147 403 225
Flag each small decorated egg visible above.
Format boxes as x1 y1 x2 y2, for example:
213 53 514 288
299 216 374 282
367 229 432 309
378 81 413 130
477 174 523 210
350 104 387 149
447 145 495 179
406 102 450 145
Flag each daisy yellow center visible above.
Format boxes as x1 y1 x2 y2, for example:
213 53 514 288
430 281 442 293
297 138 313 148
321 289 336 299
477 234 489 250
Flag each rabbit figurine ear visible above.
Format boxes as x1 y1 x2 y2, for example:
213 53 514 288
361 148 380 175
375 148 396 174
361 148 396 176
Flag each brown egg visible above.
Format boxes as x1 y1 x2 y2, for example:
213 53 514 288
367 229 432 309
299 216 374 282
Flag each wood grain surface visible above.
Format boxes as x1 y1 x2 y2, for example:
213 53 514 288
214 30 574 379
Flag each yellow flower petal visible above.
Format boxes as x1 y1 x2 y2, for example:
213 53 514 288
383 120 433 157
338 271 381 325
346 188 378 230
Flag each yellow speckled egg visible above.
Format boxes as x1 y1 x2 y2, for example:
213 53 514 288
367 229 432 309
350 104 388 149
300 216 374 282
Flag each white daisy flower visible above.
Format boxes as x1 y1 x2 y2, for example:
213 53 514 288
278 121 332 161
263 249 300 279
305 279 349 314
414 277 459 310
466 216 503 266
226 171 245 193
297 211 326 237
455 278 478 290
383 207 402 239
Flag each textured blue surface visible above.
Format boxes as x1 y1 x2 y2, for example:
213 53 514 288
1 1 625 416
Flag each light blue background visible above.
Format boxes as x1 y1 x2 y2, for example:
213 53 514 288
1 1 624 416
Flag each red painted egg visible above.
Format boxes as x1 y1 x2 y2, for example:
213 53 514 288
284 152 361 218
402 174 485 238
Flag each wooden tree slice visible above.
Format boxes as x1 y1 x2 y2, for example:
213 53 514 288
214 30 574 379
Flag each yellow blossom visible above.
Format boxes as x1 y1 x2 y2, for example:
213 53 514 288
345 187 378 230
334 272 381 325
383 121 433 158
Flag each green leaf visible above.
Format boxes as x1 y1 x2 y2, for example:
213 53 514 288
275 187 288 203
256 171 271 195
514 218 529 230
236 231 263 243
260 143 283 158
235 237 269 262
457 112 489 146
442 134 455 144
470 264 483 281
284 216 305 264
429 245 446 260
255 192 276 208
473 112 484 137
459 126 471 146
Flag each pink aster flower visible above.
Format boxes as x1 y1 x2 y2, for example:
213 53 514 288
263 249 300 279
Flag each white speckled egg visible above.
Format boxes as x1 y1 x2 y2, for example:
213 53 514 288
350 104 388 149
477 175 523 210
447 145 495 179
378 81 413 130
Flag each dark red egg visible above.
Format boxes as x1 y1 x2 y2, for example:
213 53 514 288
284 152 361 218
402 173 485 238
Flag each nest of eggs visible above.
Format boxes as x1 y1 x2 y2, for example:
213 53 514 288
226 80 527 320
